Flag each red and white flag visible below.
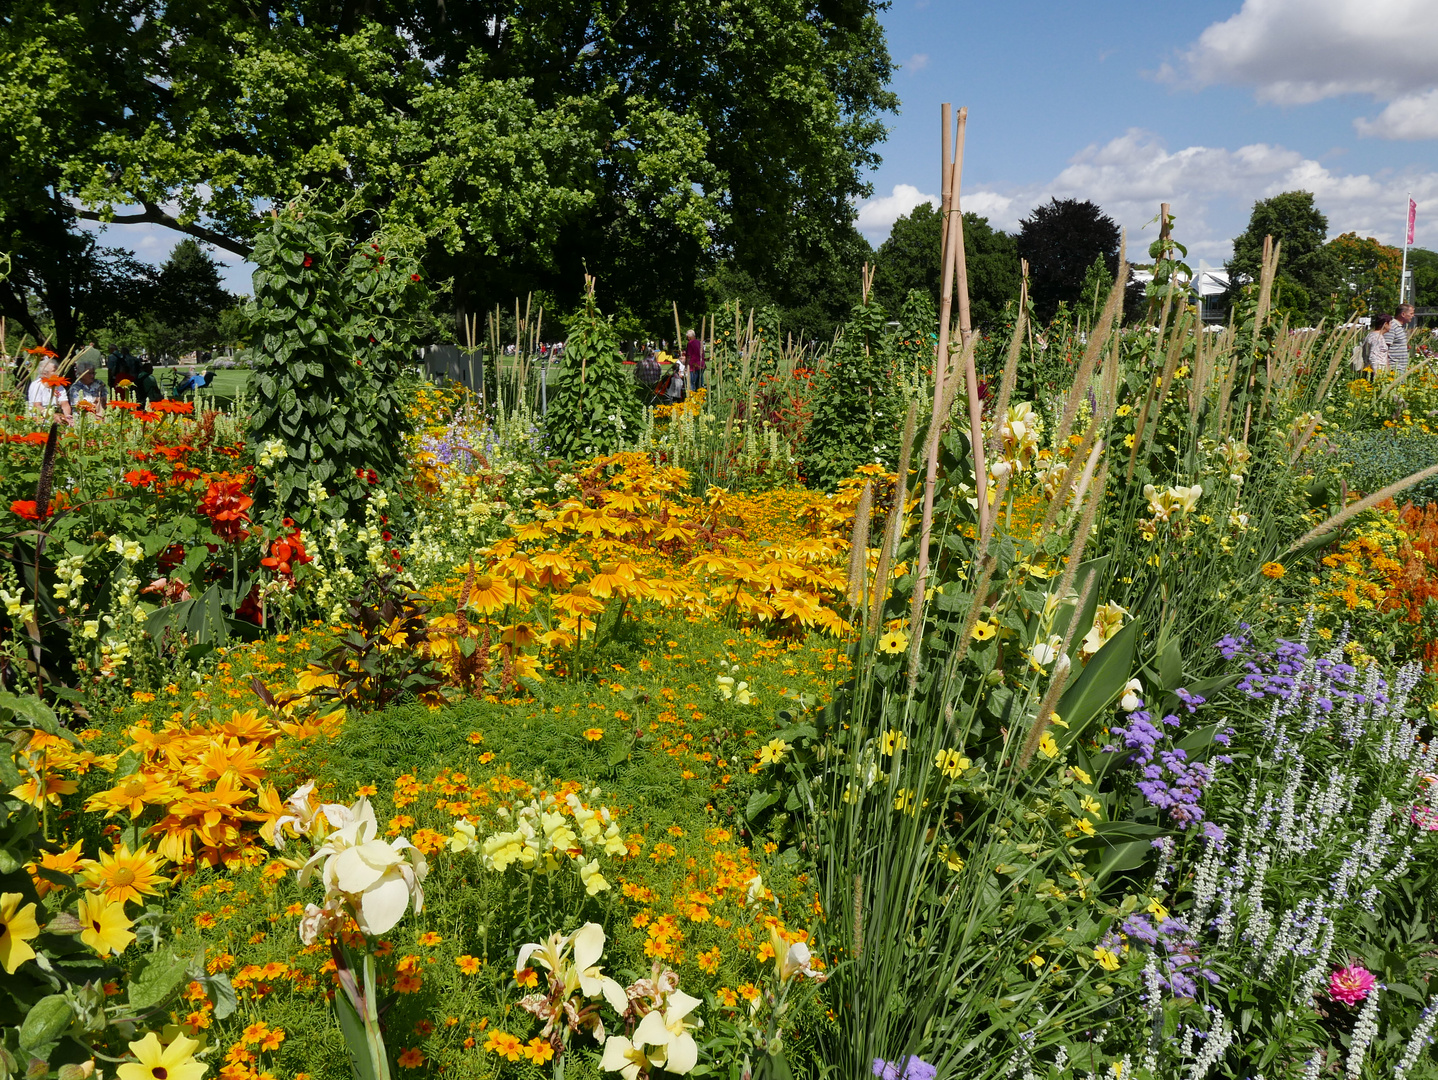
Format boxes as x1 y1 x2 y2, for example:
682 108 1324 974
1407 197 1417 246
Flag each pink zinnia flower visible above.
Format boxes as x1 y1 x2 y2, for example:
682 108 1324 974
1329 965 1376 1005
1412 805 1438 831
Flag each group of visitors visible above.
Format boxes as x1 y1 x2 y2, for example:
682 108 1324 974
24 341 208 423
634 328 707 403
1362 304 1417 375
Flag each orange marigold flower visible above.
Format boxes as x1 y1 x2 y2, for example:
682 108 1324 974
484 1031 523 1061
456 955 481 975
397 1048 425 1069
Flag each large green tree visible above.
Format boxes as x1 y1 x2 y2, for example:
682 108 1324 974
1226 190 1338 322
1327 232 1402 316
1015 198 1124 323
1406 248 1438 309
2 0 896 347
870 203 1021 330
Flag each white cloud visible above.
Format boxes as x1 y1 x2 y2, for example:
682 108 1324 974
1177 0 1438 105
1355 88 1438 139
905 52 930 71
920 130 1438 263
855 183 938 241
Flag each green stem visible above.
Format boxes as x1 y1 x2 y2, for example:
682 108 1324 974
362 953 391 1080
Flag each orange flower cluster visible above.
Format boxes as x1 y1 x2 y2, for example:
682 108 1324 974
437 455 897 674
80 707 342 871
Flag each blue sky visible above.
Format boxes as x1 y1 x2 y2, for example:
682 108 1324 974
859 0 1438 270
91 0 1438 293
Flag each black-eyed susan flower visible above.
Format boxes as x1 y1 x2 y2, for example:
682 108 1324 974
77 891 136 957
877 629 907 654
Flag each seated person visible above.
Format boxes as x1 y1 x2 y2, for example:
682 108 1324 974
67 361 109 413
27 359 74 424
636 350 661 387
133 361 164 409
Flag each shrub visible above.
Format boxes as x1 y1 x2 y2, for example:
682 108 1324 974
1330 428 1438 505
544 281 642 460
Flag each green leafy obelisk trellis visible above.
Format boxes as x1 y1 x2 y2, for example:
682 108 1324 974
544 278 643 460
247 203 429 525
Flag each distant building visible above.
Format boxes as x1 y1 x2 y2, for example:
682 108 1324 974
1192 263 1230 323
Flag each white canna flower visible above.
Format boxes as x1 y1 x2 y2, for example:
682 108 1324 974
1081 601 1130 659
631 989 703 1074
601 1035 659 1080
267 781 323 848
744 873 766 907
570 922 628 1013
297 796 427 936
1120 678 1144 713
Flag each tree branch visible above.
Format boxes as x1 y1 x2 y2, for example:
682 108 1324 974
74 202 254 259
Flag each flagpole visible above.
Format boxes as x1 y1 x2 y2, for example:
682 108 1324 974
1400 190 1411 305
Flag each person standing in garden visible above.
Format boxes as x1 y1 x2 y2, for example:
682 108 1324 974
684 328 705 393
1364 314 1393 376
1386 303 1414 376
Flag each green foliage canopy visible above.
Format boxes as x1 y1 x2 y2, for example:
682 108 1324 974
1227 190 1338 322
247 205 427 522
870 202 1021 330
1015 198 1123 323
2 0 898 338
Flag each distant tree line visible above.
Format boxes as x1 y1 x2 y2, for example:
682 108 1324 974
0 234 241 358
1225 190 1436 323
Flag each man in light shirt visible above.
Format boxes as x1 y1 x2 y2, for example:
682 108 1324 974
1386 303 1414 375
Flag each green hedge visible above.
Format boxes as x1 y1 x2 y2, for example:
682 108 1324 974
1330 427 1438 505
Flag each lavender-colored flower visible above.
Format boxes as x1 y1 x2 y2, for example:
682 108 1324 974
873 1057 936 1080
1175 687 1206 711
1123 914 1160 946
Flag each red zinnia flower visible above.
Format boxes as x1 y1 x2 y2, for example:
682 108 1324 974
10 500 50 521
40 375 70 389
124 469 159 488
25 346 57 358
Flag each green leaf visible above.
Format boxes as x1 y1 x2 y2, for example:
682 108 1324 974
1055 619 1141 748
745 789 780 822
334 987 383 1080
19 994 72 1052
127 949 192 1013
200 972 239 1020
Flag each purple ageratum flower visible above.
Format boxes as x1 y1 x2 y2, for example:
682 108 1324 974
1174 687 1206 712
1214 632 1249 659
1108 711 1164 764
1201 821 1227 845
1122 914 1160 946
873 1058 937 1080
